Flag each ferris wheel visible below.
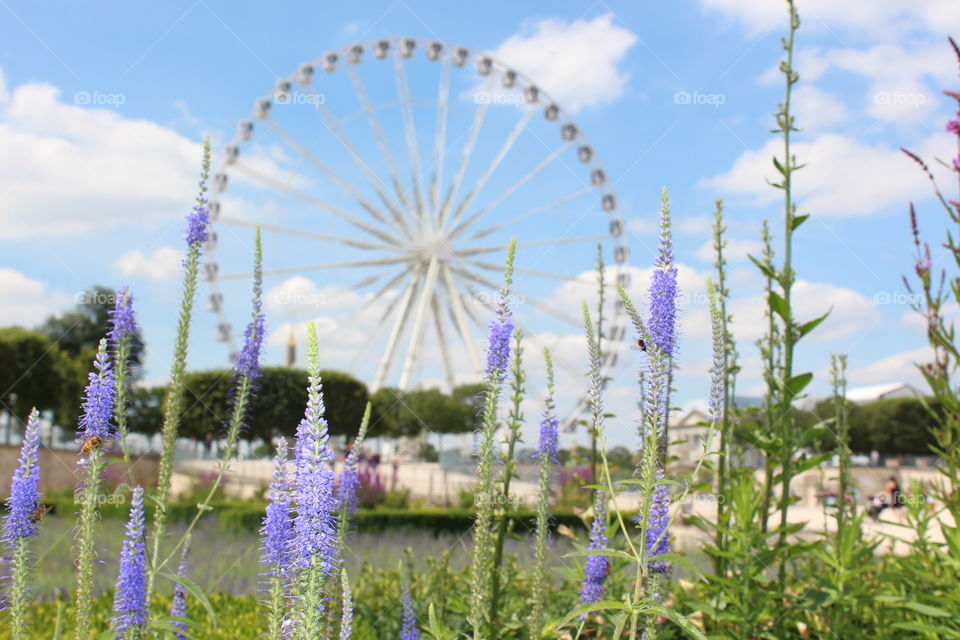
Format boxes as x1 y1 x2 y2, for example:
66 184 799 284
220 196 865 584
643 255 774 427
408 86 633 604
204 37 633 426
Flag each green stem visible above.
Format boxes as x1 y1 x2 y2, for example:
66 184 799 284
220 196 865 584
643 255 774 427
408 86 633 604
8 536 30 640
74 448 105 640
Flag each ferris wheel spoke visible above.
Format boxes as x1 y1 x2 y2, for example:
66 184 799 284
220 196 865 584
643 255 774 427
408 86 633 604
440 265 481 373
398 257 440 388
465 259 572 282
220 256 409 281
428 55 452 227
431 294 457 391
449 265 582 328
393 54 427 228
467 187 593 240
265 121 405 233
372 270 422 391
456 234 611 258
448 142 573 238
436 76 495 228
345 272 411 371
345 63 413 217
448 106 536 229
231 160 403 248
218 216 391 252
303 89 413 234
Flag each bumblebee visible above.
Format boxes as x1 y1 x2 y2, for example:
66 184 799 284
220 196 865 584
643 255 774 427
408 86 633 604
29 503 49 523
81 435 102 454
631 338 647 352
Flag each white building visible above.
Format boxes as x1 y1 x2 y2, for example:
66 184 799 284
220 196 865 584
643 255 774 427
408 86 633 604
844 382 921 404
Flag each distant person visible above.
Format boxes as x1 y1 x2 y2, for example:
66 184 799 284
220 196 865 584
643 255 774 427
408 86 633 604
886 476 905 522
870 449 880 466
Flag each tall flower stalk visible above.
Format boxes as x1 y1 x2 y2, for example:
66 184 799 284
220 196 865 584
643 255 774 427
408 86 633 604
112 487 147 639
528 348 558 640
401 567 420 640
291 322 339 639
170 537 191 640
148 139 211 596
3 408 42 640
340 570 353 640
490 328 525 628
157 227 264 576
337 403 372 556
74 339 116 640
262 438 293 638
468 238 515 640
108 286 138 476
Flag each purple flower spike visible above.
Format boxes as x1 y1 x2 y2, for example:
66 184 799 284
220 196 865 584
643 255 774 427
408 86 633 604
579 491 610 615
535 394 559 465
171 541 191 640
107 286 139 349
648 191 679 357
235 312 265 380
185 141 211 248
113 487 147 637
292 358 339 580
485 303 514 377
400 580 419 640
3 409 42 543
77 339 116 443
645 474 671 577
261 438 293 576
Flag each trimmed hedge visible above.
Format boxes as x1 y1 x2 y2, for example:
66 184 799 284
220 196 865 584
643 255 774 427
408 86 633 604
42 494 587 536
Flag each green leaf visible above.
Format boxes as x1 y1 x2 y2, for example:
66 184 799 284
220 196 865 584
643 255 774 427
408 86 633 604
748 254 777 281
785 372 813 397
564 548 636 562
773 156 787 176
904 601 953 617
159 571 218 627
798 310 830 338
768 290 790 322
791 213 810 230
891 622 960 637
648 605 709 640
544 600 632 634
795 453 832 474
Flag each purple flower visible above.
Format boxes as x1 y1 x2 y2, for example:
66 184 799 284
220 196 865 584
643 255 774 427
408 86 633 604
645 475 671 576
261 438 293 576
400 580 419 640
113 487 147 637
947 119 960 134
235 313 265 379
337 467 360 518
171 541 191 640
3 409 42 543
535 395 559 465
648 195 678 357
185 198 209 248
77 340 116 443
107 286 139 349
485 298 514 377
579 491 609 615
292 370 339 580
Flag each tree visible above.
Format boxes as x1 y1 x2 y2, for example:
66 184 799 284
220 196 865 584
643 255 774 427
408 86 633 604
0 328 65 440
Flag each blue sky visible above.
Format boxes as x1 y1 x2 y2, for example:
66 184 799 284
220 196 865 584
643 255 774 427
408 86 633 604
1 0 958 446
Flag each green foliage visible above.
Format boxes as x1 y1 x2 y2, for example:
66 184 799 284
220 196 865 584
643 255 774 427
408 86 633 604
0 327 64 426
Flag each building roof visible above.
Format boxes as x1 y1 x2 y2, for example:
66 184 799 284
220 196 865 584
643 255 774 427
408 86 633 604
845 382 921 404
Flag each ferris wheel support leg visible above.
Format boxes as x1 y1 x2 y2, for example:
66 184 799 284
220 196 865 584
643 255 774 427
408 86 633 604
372 273 420 391
398 257 440 390
443 265 482 374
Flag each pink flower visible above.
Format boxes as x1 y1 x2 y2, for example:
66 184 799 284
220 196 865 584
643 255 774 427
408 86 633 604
947 119 960 134
953 156 960 171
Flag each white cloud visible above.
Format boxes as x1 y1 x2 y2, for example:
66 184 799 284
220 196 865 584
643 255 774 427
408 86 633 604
114 247 183 281
699 0 960 38
0 73 301 240
847 346 933 386
487 13 637 113
701 133 954 217
0 268 71 326
792 86 850 130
